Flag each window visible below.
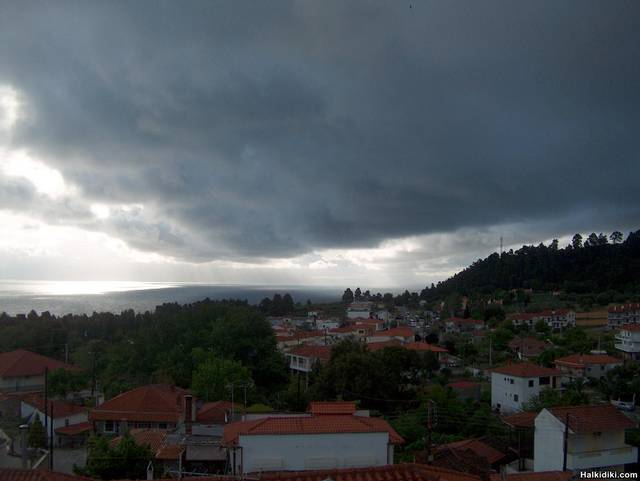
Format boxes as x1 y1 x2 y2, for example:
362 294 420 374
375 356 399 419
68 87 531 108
539 376 550 385
159 423 167 429
510 379 514 384
104 421 115 432
528 380 534 387
514 394 519 402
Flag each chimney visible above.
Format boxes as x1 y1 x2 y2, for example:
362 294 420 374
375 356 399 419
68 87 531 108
183 394 193 435
19 424 28 469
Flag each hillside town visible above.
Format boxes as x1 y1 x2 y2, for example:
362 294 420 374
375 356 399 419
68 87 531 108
1 290 639 481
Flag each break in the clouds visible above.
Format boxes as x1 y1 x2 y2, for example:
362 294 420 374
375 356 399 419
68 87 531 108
0 1 639 286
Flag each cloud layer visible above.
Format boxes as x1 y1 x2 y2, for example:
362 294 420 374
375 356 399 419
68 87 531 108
0 1 639 283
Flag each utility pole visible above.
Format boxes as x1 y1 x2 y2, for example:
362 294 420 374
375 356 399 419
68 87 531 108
562 413 569 471
489 335 493 367
426 400 436 464
49 402 54 470
43 367 48 432
64 343 69 364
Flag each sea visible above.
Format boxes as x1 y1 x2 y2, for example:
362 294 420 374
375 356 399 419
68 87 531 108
0 280 343 316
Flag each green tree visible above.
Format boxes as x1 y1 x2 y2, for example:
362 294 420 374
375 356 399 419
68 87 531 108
191 350 253 402
28 414 47 449
342 288 354 304
48 368 88 398
80 432 154 480
571 233 583 249
610 231 623 244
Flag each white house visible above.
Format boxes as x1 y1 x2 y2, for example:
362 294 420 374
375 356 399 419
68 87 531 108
346 302 373 320
491 363 560 413
21 395 88 446
534 405 637 473
554 354 622 383
608 303 640 329
222 402 403 474
615 324 640 360
510 310 576 330
286 345 331 374
315 319 340 331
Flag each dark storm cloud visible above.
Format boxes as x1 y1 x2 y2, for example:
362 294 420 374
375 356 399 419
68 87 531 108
0 1 639 261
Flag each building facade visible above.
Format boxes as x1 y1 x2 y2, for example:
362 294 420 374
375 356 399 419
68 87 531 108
491 363 560 413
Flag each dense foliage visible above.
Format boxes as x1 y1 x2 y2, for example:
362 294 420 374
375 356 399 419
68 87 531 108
0 300 287 401
421 230 640 299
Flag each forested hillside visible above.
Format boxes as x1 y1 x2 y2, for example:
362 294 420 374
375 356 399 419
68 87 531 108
422 229 640 300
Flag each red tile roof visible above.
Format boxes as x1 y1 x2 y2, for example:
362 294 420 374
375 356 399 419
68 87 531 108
508 337 548 357
406 342 448 353
0 349 80 378
437 438 506 465
22 394 87 418
155 443 184 460
0 470 92 481
501 411 537 428
196 401 240 424
90 384 190 423
110 428 167 451
547 404 636 433
55 421 92 436
309 402 356 415
490 472 572 481
378 326 415 338
620 323 640 332
554 354 621 368
608 303 640 313
491 362 560 378
222 414 403 445
287 345 331 362
235 463 481 481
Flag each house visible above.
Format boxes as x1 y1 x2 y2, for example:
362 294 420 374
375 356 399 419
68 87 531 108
435 438 509 472
533 404 637 472
196 400 241 426
510 311 575 330
352 318 385 331
491 363 560 413
0 349 80 393
54 421 92 448
405 342 449 363
315 319 340 331
222 401 403 474
554 354 622 382
90 384 192 435
508 338 548 360
608 303 640 329
346 302 373 320
445 318 485 334
286 345 331 374
20 395 89 446
276 330 326 350
367 326 415 343
615 324 640 360
328 324 375 341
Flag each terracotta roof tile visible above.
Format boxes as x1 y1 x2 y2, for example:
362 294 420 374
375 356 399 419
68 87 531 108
554 354 621 367
608 303 640 313
155 443 184 460
0 350 80 378
489 472 571 481
287 345 331 362
249 464 480 481
55 421 92 436
110 428 168 451
196 401 240 424
501 411 537 428
90 384 189 423
222 414 403 445
0 470 92 481
380 327 415 338
547 404 636 433
437 438 506 464
309 402 356 415
620 324 640 332
491 362 560 378
406 342 448 353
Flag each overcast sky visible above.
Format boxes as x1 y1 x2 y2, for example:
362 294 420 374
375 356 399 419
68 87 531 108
0 1 639 288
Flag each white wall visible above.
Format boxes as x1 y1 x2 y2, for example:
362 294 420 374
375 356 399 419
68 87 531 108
234 432 390 473
491 373 543 413
533 410 565 472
